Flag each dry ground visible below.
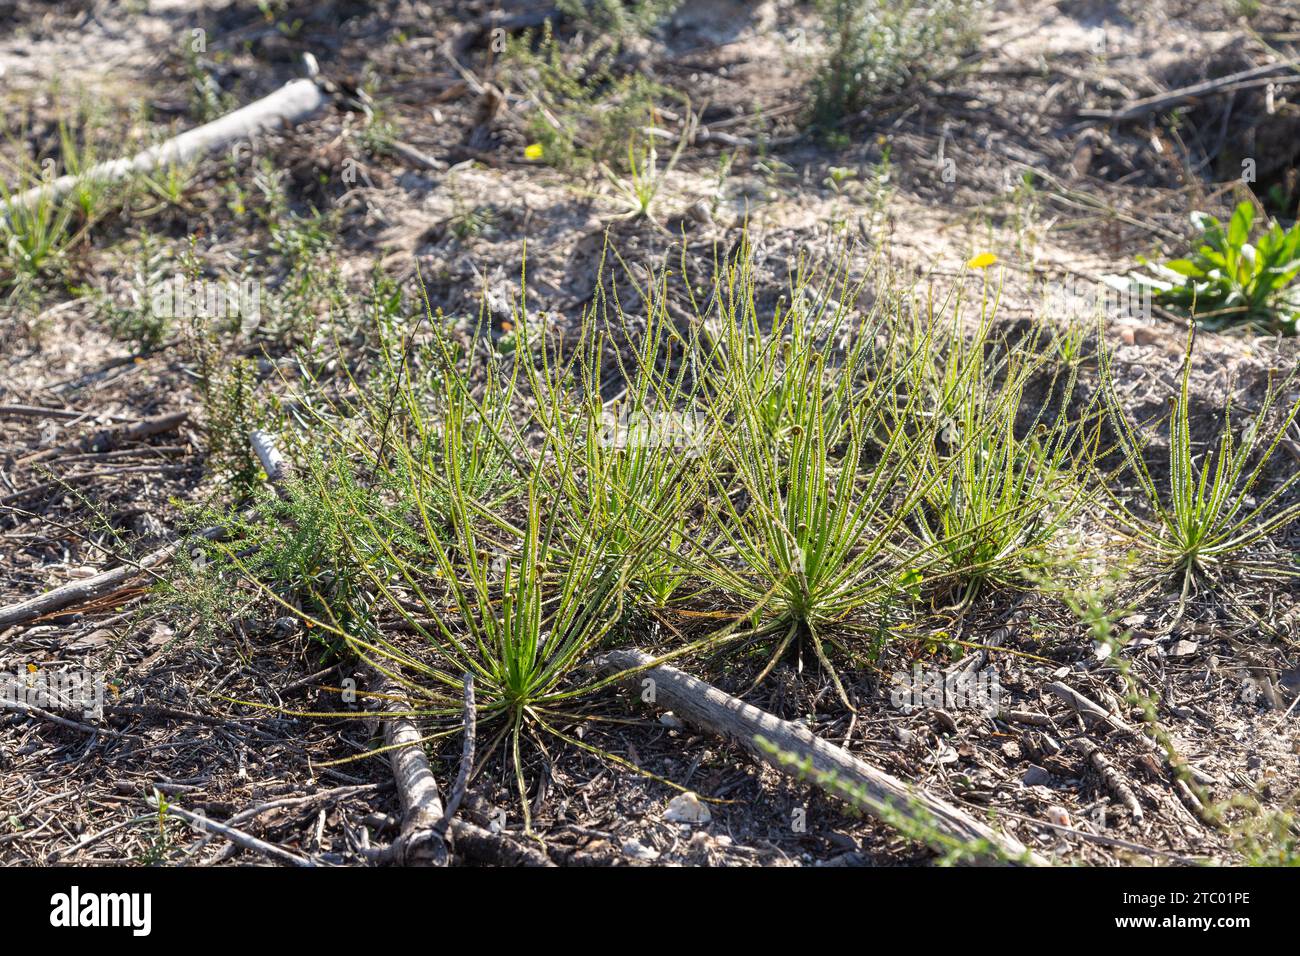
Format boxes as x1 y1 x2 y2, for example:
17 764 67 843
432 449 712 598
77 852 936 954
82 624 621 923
1 0 1299 866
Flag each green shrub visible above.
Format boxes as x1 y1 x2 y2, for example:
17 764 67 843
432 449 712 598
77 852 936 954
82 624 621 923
811 0 979 128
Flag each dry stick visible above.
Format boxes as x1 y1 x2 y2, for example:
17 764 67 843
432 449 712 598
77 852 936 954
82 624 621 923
1078 58 1300 121
250 428 290 485
360 672 550 866
999 708 1054 726
0 527 222 633
372 671 449 866
388 140 447 173
1044 681 1215 793
0 404 131 423
0 696 136 738
147 796 316 867
5 79 328 214
48 815 158 861
447 818 554 867
0 424 282 632
593 649 1047 866
200 785 380 864
1073 738 1144 823
441 673 476 827
365 666 559 866
17 411 188 466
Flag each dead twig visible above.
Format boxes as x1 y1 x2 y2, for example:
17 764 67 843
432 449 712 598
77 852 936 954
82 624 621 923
1079 59 1300 122
148 795 317 867
1044 681 1215 791
17 411 188 467
1073 738 1144 823
441 673 476 828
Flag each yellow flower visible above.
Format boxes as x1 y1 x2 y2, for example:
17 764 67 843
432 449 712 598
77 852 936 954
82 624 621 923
967 252 998 270
524 143 544 161
26 663 38 673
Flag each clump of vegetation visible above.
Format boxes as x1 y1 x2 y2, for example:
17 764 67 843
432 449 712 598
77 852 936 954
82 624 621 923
896 310 1099 603
92 232 173 349
187 237 1300 834
1134 201 1300 334
693 255 943 707
1102 326 1300 601
598 118 691 226
0 125 103 292
810 0 980 130
528 261 714 612
558 0 681 39
0 175 83 289
219 288 694 828
504 20 673 170
1234 805 1300 866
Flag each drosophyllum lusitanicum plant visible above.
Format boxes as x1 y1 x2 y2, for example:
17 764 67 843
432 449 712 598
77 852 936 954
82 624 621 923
1102 323 1300 616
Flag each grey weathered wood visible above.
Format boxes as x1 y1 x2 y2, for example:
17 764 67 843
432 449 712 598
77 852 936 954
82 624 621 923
250 427 290 484
0 527 221 633
5 79 327 214
18 411 187 466
149 797 316 867
594 648 1047 865
372 673 450 866
1079 59 1300 122
1074 738 1144 823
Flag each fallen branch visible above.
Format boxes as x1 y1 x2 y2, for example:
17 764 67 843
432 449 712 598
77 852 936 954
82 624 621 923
17 411 187 466
594 648 1047 865
0 404 131 423
5 79 328 214
441 673 476 827
361 672 552 866
447 818 553 867
148 795 317 867
251 427 291 486
0 425 283 632
0 696 134 738
1044 681 1214 789
1073 738 1144 823
1078 58 1300 122
0 527 220 633
371 672 450 866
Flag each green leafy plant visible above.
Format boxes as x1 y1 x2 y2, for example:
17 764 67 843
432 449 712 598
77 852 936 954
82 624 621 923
95 231 173 349
1133 201 1300 333
0 179 81 286
598 121 691 226
558 0 681 39
134 158 200 214
0 118 108 286
242 371 680 829
526 253 715 610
